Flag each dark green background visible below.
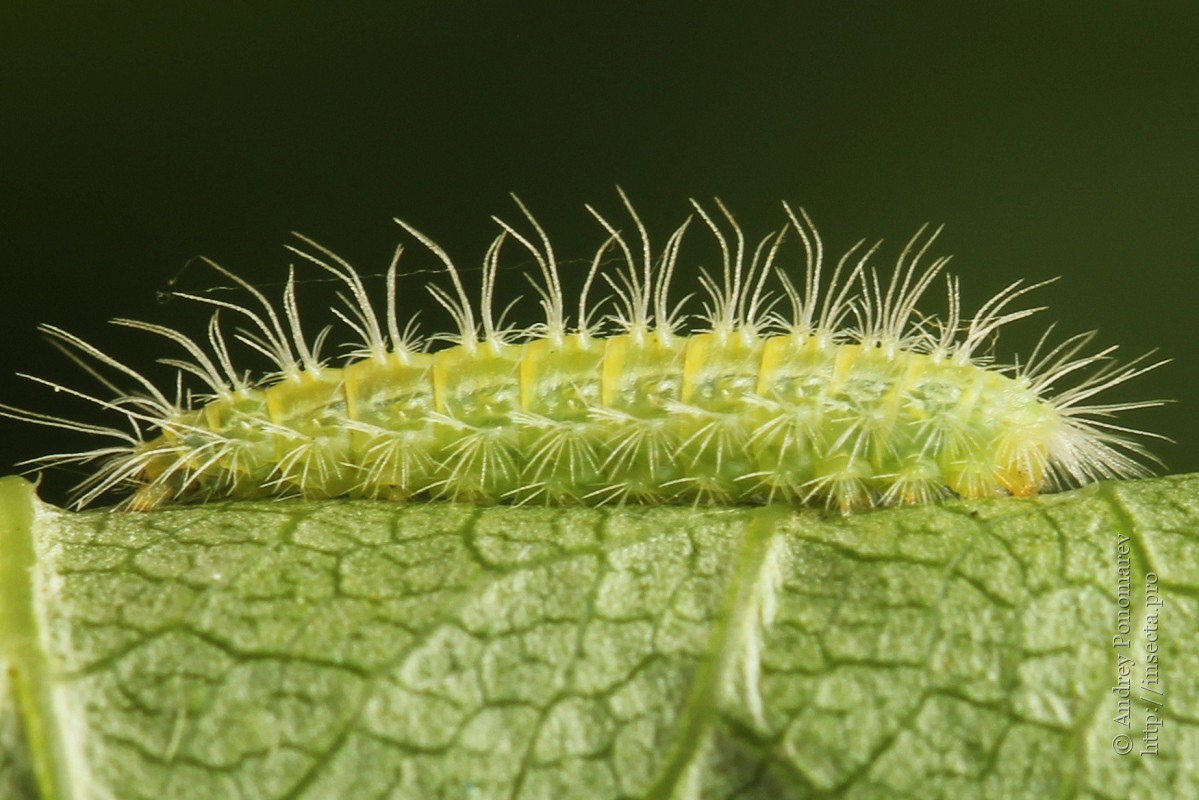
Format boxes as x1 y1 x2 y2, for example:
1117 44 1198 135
2 3 1195 508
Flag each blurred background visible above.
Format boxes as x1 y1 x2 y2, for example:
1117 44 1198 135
2 2 1195 508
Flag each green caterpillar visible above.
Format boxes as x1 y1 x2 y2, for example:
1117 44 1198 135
2 192 1165 512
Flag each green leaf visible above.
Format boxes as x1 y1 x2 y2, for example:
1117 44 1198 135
2 473 1197 799
1 652 37 800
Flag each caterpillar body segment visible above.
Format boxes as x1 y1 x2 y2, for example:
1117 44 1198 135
2 192 1166 512
122 330 1058 512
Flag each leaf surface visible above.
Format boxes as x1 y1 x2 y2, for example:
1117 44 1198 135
1 474 1197 799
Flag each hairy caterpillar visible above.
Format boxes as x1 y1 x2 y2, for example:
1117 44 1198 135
1 192 1166 512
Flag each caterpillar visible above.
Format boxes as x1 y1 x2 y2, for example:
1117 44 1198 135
1 192 1166 512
